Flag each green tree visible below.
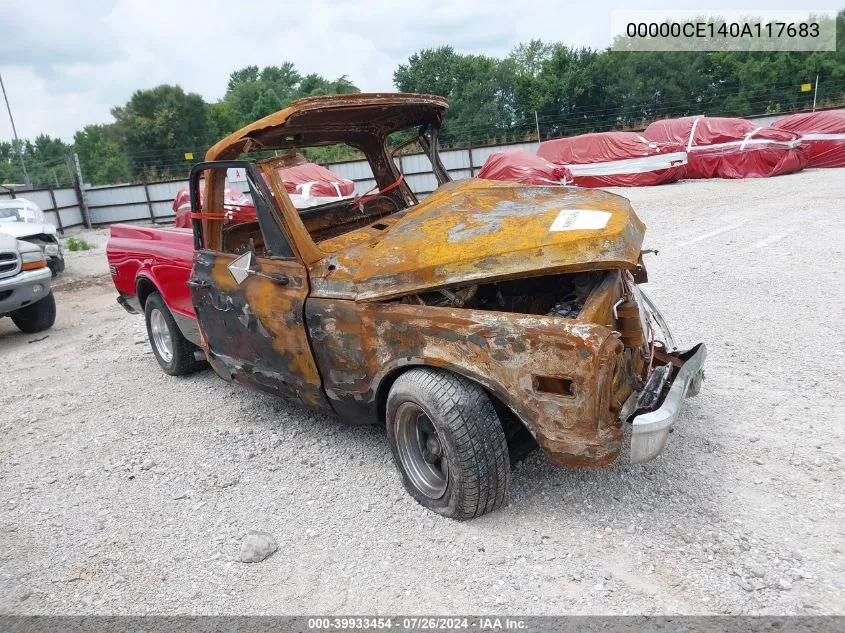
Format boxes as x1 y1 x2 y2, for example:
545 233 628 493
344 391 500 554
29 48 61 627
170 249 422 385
0 140 26 186
0 135 74 188
394 47 516 145
73 124 131 185
111 84 211 178
221 64 360 129
25 134 74 187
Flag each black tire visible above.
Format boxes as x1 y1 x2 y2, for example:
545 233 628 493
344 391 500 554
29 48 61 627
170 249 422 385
386 368 509 520
144 292 201 376
49 258 65 274
11 292 56 333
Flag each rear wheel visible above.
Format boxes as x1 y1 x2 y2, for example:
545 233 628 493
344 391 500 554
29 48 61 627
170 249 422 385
11 292 56 333
386 368 510 520
144 292 202 376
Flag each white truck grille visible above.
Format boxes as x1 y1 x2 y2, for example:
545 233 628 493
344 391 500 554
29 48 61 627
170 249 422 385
0 251 21 279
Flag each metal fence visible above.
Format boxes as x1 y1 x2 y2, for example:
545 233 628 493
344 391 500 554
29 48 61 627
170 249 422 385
85 180 189 225
0 108 839 231
0 179 189 232
0 140 539 231
326 140 539 199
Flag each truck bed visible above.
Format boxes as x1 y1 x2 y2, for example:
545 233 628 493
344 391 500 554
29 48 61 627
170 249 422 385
106 224 196 320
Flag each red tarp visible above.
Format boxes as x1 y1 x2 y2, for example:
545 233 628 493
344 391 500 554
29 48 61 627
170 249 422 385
770 110 845 168
172 163 355 228
476 149 571 185
536 132 687 187
279 163 355 200
643 116 808 178
173 186 254 228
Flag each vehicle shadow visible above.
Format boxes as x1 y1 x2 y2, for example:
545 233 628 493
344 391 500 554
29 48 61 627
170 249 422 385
0 320 50 344
234 380 719 525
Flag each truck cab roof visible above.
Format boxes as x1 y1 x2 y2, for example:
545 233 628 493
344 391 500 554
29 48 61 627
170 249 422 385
206 93 449 161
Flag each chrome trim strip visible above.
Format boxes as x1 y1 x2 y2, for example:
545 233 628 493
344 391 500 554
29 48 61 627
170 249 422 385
637 287 677 350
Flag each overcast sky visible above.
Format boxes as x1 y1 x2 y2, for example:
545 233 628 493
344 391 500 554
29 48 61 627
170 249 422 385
0 0 828 142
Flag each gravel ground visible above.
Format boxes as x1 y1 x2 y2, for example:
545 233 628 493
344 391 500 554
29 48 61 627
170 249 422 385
1 169 843 615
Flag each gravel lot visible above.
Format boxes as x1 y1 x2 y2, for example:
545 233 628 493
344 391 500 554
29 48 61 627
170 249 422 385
1 169 843 615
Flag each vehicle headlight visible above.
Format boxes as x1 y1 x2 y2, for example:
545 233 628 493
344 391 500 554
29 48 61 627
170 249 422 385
43 244 59 256
20 250 47 271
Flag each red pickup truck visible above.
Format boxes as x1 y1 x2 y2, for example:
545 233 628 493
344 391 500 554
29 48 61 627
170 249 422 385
107 93 705 520
108 224 200 363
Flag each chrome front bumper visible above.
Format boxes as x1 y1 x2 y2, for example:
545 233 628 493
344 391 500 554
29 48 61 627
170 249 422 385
630 343 707 464
0 266 53 315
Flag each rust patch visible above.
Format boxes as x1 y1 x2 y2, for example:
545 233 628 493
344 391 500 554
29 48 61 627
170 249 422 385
308 179 645 302
190 250 329 409
305 298 633 466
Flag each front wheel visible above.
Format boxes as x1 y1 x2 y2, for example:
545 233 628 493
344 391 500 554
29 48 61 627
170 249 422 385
386 368 510 520
48 257 65 275
11 292 56 333
144 292 202 376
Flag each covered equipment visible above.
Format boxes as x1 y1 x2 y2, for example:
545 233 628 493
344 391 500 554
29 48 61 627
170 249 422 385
769 110 845 168
476 149 571 185
644 116 808 179
536 132 687 187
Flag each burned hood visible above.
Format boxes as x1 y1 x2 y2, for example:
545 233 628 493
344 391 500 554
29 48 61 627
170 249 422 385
311 179 645 301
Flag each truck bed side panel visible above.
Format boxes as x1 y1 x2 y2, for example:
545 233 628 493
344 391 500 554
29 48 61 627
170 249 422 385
106 224 196 319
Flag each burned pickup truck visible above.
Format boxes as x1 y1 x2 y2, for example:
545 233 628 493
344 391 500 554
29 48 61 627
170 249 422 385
107 93 705 519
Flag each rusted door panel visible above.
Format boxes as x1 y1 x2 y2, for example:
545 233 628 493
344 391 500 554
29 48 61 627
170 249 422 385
190 249 330 410
306 298 626 466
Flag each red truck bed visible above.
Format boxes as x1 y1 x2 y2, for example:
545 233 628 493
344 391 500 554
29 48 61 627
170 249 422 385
106 224 196 320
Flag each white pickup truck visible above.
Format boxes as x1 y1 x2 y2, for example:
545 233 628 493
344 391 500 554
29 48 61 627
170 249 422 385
0 198 65 274
0 232 56 333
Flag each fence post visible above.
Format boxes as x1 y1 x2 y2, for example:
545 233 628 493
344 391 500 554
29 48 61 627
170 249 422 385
467 146 476 177
143 182 156 223
48 189 64 235
71 153 92 228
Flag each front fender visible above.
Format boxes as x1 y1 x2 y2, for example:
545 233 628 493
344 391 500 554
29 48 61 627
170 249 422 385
306 298 625 466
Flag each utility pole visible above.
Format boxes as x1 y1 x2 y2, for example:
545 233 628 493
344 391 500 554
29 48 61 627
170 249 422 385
71 153 92 228
0 72 31 188
534 111 542 146
812 74 819 112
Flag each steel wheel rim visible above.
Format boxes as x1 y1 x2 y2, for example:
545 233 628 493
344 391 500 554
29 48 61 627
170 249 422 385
395 402 448 499
150 309 173 363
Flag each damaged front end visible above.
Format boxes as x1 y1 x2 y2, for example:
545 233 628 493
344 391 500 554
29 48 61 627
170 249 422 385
617 282 706 463
600 273 706 463
395 266 707 465
308 261 705 468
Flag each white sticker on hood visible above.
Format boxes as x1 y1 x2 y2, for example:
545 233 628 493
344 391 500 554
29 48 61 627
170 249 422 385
550 209 611 232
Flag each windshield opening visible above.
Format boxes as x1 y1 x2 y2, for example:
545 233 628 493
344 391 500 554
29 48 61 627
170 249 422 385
251 125 449 249
0 202 46 224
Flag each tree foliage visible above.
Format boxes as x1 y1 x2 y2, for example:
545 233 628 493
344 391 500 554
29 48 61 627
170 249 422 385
1 135 74 188
73 125 130 185
110 84 211 178
394 10 845 144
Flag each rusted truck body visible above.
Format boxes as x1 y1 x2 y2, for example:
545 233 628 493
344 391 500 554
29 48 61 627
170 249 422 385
109 93 705 519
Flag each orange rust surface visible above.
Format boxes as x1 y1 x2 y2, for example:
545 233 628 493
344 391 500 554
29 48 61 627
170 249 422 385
305 299 629 466
206 93 448 162
190 250 328 408
580 272 623 327
187 93 658 468
308 179 645 301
